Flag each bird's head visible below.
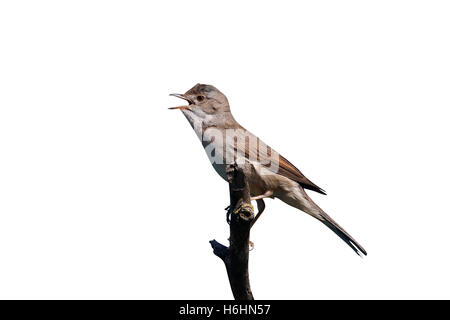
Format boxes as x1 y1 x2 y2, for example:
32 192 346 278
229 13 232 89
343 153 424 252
169 84 230 115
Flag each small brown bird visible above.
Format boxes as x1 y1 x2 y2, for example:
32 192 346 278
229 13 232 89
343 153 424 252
170 84 366 256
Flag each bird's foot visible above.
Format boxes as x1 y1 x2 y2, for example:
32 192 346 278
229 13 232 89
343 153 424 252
226 202 254 224
233 203 254 215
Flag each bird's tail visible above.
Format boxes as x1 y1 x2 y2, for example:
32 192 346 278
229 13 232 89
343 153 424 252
317 211 367 256
282 187 367 256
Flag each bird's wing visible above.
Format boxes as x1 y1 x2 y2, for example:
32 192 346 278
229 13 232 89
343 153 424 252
239 131 326 195
276 154 326 195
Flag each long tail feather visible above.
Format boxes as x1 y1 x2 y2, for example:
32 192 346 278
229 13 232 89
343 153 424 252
289 187 367 256
318 212 367 256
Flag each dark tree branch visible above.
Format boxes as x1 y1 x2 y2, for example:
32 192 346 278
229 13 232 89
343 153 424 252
210 164 254 300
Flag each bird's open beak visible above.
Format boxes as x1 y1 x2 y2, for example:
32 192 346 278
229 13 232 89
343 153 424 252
169 93 193 110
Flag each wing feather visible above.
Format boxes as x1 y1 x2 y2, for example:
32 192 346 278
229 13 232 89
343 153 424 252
277 154 326 194
237 131 326 195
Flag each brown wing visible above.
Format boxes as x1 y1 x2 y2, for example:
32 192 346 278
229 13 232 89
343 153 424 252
276 154 326 195
236 130 326 195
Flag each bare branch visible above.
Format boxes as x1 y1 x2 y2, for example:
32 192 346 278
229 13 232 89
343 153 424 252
210 164 254 300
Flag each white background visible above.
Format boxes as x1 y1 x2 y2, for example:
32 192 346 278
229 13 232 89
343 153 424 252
1 1 449 299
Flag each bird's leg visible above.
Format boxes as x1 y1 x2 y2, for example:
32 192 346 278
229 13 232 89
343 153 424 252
250 190 272 227
248 198 265 251
250 190 273 201
251 199 266 228
228 190 272 249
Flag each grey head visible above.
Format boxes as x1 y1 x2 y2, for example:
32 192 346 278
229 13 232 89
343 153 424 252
169 83 230 114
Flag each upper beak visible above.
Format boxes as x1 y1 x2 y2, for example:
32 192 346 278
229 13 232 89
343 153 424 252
168 93 193 110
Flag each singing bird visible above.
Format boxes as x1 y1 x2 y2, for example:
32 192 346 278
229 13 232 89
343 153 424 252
169 83 366 256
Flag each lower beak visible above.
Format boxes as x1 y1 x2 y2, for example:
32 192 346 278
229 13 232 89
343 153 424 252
168 106 190 110
169 93 193 110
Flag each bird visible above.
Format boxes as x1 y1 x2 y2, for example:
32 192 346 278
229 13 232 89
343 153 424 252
169 83 366 256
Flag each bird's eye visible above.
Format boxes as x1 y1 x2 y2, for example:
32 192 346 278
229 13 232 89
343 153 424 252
197 95 205 102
